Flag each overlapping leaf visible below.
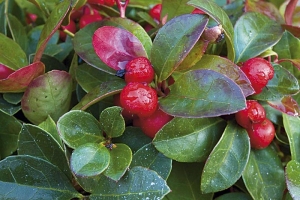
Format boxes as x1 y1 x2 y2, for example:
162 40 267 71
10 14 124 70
286 160 300 199
161 0 194 22
268 96 300 116
283 114 300 162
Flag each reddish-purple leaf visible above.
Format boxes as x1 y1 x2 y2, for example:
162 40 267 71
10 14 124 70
92 26 147 71
284 0 298 25
0 61 45 93
268 96 300 116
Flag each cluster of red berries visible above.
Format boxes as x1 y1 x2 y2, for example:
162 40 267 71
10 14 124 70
114 57 173 138
235 100 275 149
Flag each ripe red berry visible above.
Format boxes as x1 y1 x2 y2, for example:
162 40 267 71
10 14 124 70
192 8 205 14
0 64 15 79
120 82 158 118
137 108 173 138
87 0 105 4
246 118 275 149
113 94 136 122
149 4 162 22
235 100 266 129
79 12 102 29
240 57 274 94
104 0 115 6
124 57 155 84
60 20 77 41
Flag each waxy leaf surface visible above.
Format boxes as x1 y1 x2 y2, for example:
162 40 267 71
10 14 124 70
188 0 235 61
38 115 63 148
21 70 72 124
153 117 226 162
268 96 300 116
151 14 208 82
93 26 147 71
283 114 300 162
159 69 246 118
234 12 283 63
57 110 104 149
161 0 194 22
242 147 285 200
71 143 110 177
286 160 300 199
214 192 252 200
201 122 250 193
0 155 82 199
100 106 125 138
0 95 21 115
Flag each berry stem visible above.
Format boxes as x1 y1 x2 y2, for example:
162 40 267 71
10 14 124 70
62 29 75 38
116 0 129 18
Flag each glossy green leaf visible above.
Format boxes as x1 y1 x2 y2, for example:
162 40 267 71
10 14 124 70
201 121 250 193
104 143 132 181
21 70 73 124
190 55 254 97
0 110 22 159
57 110 104 149
130 143 172 180
100 106 125 138
3 92 23 105
153 117 226 162
188 0 235 61
33 0 71 62
71 143 110 177
252 64 299 101
286 160 300 199
165 161 213 200
242 147 285 200
233 12 283 63
214 192 252 200
0 2 6 35
0 155 82 199
283 114 300 162
18 124 72 180
161 0 194 22
76 63 121 92
0 33 28 69
159 69 246 118
113 126 152 153
151 14 208 82
6 14 27 52
38 115 63 148
72 79 126 111
90 166 171 199
268 95 300 116
0 95 21 115
74 17 152 74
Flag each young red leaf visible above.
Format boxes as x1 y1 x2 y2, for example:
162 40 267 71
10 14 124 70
267 96 300 116
92 26 148 71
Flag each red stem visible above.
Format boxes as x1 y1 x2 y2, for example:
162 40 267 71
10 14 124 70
116 0 129 18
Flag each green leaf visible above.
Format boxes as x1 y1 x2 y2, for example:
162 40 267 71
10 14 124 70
18 124 72 180
188 0 235 61
214 192 252 200
76 63 121 92
161 0 194 22
21 70 73 124
38 115 63 148
0 32 28 69
57 110 104 149
0 94 21 115
153 117 226 162
165 161 213 200
6 14 28 52
283 114 300 162
159 69 246 118
113 126 152 153
100 106 125 138
242 147 285 200
252 64 299 101
71 143 110 177
201 121 250 193
90 166 171 199
104 143 132 181
33 0 71 62
131 143 172 180
3 92 23 105
233 12 283 63
151 14 208 82
0 155 82 200
72 79 126 111
286 160 300 199
190 55 254 97
0 110 22 159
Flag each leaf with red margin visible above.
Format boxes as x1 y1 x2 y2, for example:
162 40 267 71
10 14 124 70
268 96 300 116
0 62 45 93
92 26 148 71
284 0 298 25
281 25 300 38
278 59 300 70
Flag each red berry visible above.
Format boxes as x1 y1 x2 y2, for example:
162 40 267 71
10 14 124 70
26 13 38 24
240 57 274 94
104 0 115 6
125 57 155 84
192 8 205 14
87 0 105 4
138 108 173 138
113 94 136 122
120 82 158 118
60 20 77 41
235 100 266 128
246 118 275 149
149 4 162 22
79 13 102 29
0 64 14 79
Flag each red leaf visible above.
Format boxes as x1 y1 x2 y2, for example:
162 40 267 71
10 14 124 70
0 61 45 93
92 26 147 71
284 0 298 25
268 96 300 116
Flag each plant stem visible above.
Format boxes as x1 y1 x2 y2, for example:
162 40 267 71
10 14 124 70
116 0 129 18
